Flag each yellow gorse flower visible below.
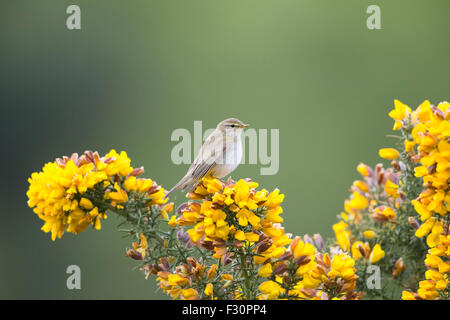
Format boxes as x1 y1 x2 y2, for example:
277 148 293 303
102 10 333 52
258 280 285 300
384 179 400 198
388 99 412 122
379 148 400 160
363 230 376 239
333 221 351 251
369 244 385 263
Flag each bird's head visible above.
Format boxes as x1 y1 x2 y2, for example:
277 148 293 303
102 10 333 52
217 118 249 134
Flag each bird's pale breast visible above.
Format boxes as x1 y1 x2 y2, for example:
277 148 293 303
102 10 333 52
211 136 242 178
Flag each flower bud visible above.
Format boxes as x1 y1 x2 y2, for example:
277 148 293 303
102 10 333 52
257 239 272 254
375 164 384 185
357 163 373 177
392 258 406 278
408 216 420 230
273 263 288 275
149 265 160 277
316 264 328 276
183 233 191 244
300 288 317 298
335 278 344 294
222 253 232 266
177 229 185 242
186 257 198 268
103 157 115 164
357 242 367 258
213 239 227 248
312 233 324 250
125 249 143 260
342 281 356 293
55 158 66 167
207 264 217 279
200 240 214 250
379 148 400 160
211 202 223 209
388 172 399 184
83 150 95 162
363 230 376 239
345 291 363 300
233 240 244 249
146 183 160 195
322 253 332 268
162 202 174 213
303 234 314 245
158 258 170 271
429 163 437 175
295 255 311 266
282 274 290 284
371 205 396 223
176 202 191 214
431 106 445 118
130 166 145 176
278 251 293 261
289 236 300 252
70 153 79 162
391 160 400 171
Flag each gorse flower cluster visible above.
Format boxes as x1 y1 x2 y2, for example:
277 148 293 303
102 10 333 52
26 150 167 240
26 99 449 300
330 99 450 300
390 100 450 300
167 177 360 299
332 160 419 299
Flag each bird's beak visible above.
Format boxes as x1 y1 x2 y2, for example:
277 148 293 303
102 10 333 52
241 124 249 128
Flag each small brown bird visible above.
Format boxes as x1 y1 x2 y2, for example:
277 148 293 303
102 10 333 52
165 118 248 198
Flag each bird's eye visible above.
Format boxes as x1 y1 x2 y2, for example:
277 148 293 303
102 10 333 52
230 124 235 128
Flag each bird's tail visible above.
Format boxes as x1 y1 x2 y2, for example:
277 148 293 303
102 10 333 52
164 175 192 199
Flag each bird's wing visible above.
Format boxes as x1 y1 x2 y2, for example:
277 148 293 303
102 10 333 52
187 130 228 181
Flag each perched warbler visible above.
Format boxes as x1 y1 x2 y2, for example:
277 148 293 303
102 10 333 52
165 118 248 198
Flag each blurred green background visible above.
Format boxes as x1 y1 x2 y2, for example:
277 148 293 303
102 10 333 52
1 0 449 299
